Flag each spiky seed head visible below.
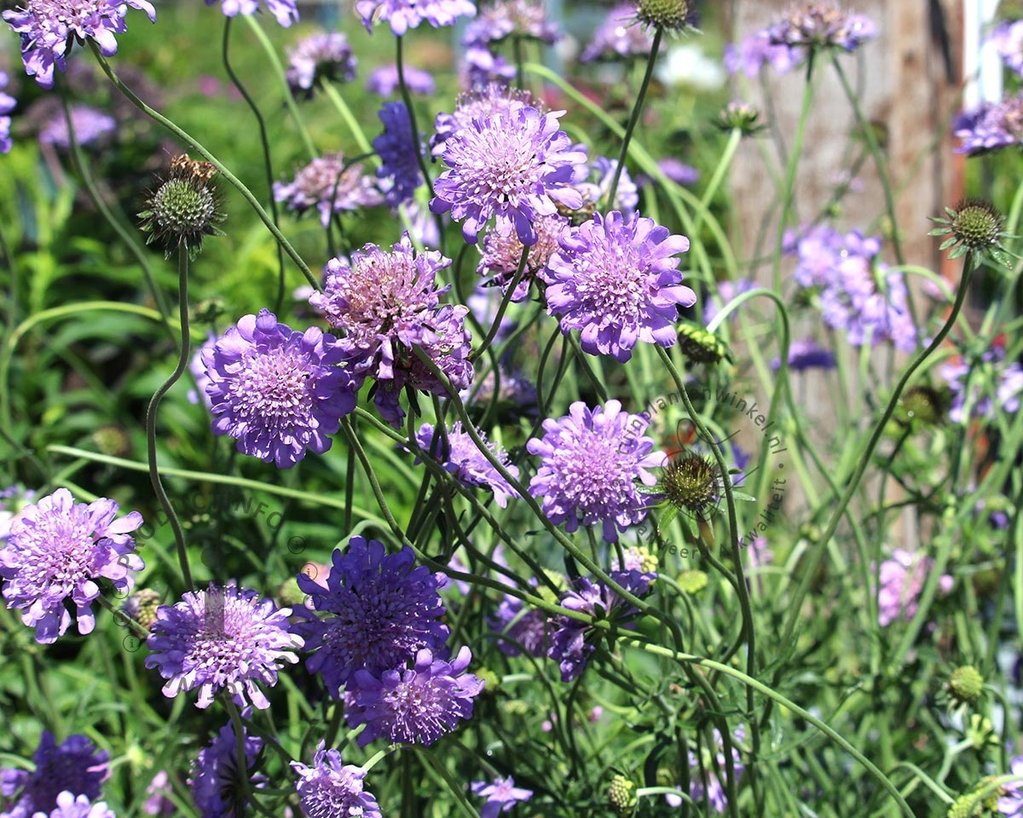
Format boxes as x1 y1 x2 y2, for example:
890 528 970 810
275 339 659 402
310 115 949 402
607 774 638 816
951 201 1004 250
138 154 225 259
123 588 163 630
662 452 719 515
948 665 984 706
716 100 763 135
677 321 730 365
635 0 691 31
896 385 945 427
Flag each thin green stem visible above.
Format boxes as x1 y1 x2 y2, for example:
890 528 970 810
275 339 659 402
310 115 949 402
470 245 528 362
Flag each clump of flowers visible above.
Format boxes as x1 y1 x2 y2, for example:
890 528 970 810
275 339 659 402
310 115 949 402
877 548 953 627
767 2 877 51
139 154 225 260
206 0 296 26
145 581 304 709
0 488 143 643
463 0 561 48
38 104 114 149
581 4 655 63
189 720 266 818
489 593 551 657
0 732 109 818
274 153 383 227
939 346 1023 424
356 0 476 36
415 422 520 508
543 211 695 363
372 101 423 208
954 94 1023 156
291 743 382 818
286 32 357 97
366 63 435 96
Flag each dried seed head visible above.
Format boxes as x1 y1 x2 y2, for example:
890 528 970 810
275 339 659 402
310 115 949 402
138 154 225 259
662 452 719 515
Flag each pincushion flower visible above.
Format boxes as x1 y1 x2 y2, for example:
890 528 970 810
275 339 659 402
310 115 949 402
145 582 304 709
372 101 423 208
954 94 1023 155
0 732 108 818
431 83 539 157
463 0 561 48
345 646 485 746
356 0 475 36
939 346 1023 423
415 421 520 508
431 106 587 245
992 20 1023 77
206 0 296 27
471 777 534 818
366 63 435 96
771 338 836 372
38 104 115 149
0 487 143 643
724 30 799 76
527 400 663 541
292 743 381 818
478 213 568 300
581 4 654 63
296 538 449 694
543 211 695 363
142 772 173 817
201 310 358 468
274 154 383 227
286 32 357 97
999 757 1023 816
766 2 876 51
2 0 155 88
461 46 517 88
36 793 113 818
571 155 639 216
0 485 36 544
0 73 15 154
189 720 265 818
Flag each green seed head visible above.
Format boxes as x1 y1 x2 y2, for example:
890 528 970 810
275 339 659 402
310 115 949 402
947 777 1004 817
662 452 719 514
677 321 730 365
896 385 945 427
677 569 708 594
951 201 1004 250
139 154 225 259
607 774 638 816
635 0 691 31
474 667 500 694
123 588 162 630
948 665 984 706
277 577 307 608
717 100 763 135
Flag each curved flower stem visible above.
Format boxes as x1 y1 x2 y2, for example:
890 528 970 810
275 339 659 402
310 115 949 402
470 245 529 362
778 256 975 652
222 17 287 314
396 35 435 202
89 44 318 290
606 26 662 212
692 127 742 237
145 246 194 590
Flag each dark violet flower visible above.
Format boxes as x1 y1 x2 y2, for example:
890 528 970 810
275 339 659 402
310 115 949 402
201 310 357 468
767 2 876 52
39 793 114 818
356 0 475 36
274 154 384 227
346 646 485 746
366 63 435 96
527 400 663 541
286 32 357 97
0 732 108 818
38 104 115 149
992 20 1023 77
373 101 423 209
415 421 519 507
954 94 1023 155
296 537 449 694
581 4 653 63
876 548 952 627
489 593 550 657
460 46 517 89
189 720 265 818
463 0 561 48
0 488 143 643
207 0 296 27
0 73 15 154
548 570 652 681
291 743 381 818
142 771 173 817
478 212 568 300
724 30 800 76
771 338 836 372
471 777 533 818
543 211 695 363
145 582 304 709
431 82 539 158
431 105 587 245
2 0 155 88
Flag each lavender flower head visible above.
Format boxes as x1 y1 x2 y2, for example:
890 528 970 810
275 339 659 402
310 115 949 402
286 32 357 97
291 743 381 818
37 793 114 818
581 4 654 63
460 46 517 89
724 30 800 77
142 772 173 817
431 106 587 245
372 101 423 208
274 154 384 227
0 73 15 154
366 63 435 96
471 777 534 818
38 104 115 149
478 212 568 300
954 94 1023 155
548 570 653 681
0 732 109 818
346 646 485 746
0 488 143 643
527 400 664 541
3 0 155 87
189 720 265 818
463 0 561 48
356 0 475 36
767 2 877 51
296 537 449 694
703 278 753 326
145 582 304 709
876 549 953 627
991 20 1023 77
543 211 695 363
415 422 520 507
431 82 539 157
201 310 357 468
786 224 881 289
206 0 296 28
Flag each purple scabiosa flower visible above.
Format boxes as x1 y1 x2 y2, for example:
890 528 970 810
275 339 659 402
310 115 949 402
295 537 449 694
703 278 753 326
992 20 1023 77
940 347 1023 423
346 646 485 746
724 30 800 77
954 94 1023 155
274 154 384 227
189 720 265 818
785 224 881 289
460 46 517 89
291 743 381 818
0 73 14 154
286 32 357 97
142 772 173 817
372 101 423 209
201 310 357 468
652 158 700 187
206 0 296 27
2 0 155 88
581 4 654 64
771 338 836 372
37 793 114 818
366 63 435 96
767 2 876 52
415 421 519 508
356 0 475 36
571 155 639 217
876 549 952 627
187 332 218 408
145 582 304 709
0 733 108 818
478 212 568 300
527 400 664 541
431 82 539 158
489 593 550 657
0 488 143 643
431 105 587 245
463 0 561 48
543 211 695 363
471 777 533 818
548 570 652 681
999 757 1023 816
